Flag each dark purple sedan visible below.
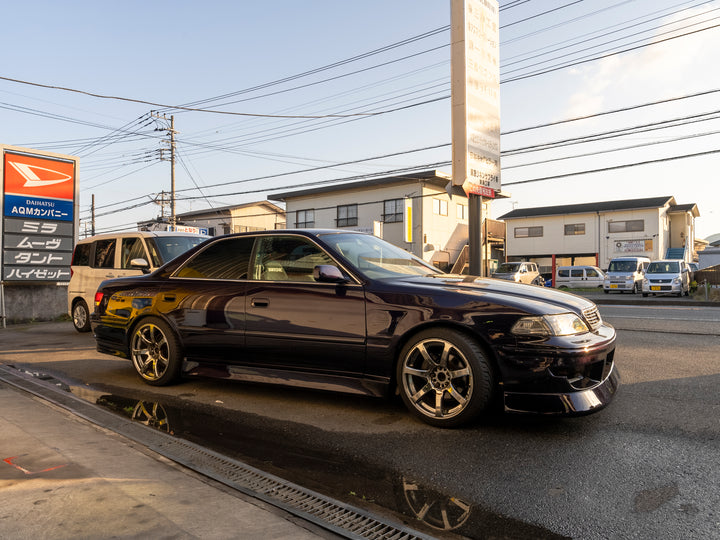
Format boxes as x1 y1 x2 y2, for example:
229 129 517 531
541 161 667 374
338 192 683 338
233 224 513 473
92 230 619 427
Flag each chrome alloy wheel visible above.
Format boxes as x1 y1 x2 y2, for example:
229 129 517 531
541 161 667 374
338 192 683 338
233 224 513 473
400 338 474 421
131 323 171 382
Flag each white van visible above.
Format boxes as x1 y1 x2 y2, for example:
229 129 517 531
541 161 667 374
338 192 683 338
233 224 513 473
603 256 651 294
555 266 605 289
67 231 208 331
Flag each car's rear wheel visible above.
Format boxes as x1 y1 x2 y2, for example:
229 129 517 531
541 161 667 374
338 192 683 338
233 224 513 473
72 300 91 333
130 318 182 386
397 329 494 428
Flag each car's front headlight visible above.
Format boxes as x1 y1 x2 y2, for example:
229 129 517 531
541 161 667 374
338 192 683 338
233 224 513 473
673 277 681 284
511 313 589 336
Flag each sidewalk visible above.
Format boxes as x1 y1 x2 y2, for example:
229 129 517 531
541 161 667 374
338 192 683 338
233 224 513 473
0 380 329 540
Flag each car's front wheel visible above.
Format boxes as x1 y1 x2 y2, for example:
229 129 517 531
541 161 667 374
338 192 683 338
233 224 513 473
72 299 91 333
130 318 182 386
396 329 494 428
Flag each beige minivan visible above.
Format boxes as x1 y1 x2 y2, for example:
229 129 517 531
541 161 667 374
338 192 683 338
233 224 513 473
67 231 208 331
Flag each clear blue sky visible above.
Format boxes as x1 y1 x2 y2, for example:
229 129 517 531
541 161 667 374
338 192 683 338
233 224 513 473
2 0 719 239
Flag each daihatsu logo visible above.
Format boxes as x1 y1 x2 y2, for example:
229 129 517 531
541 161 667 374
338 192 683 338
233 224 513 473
8 161 73 187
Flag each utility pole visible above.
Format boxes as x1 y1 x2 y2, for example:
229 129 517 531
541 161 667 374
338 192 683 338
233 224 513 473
152 113 177 230
169 115 176 230
91 194 96 236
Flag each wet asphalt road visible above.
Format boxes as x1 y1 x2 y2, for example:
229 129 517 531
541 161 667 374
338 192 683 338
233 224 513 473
0 304 718 539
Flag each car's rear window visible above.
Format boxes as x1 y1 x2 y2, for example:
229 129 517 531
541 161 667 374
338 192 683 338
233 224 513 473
71 243 92 266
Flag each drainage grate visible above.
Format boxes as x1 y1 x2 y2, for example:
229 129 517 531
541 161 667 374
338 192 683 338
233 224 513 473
0 365 432 540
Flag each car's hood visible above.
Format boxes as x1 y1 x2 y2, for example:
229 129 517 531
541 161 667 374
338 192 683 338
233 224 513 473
645 273 680 280
490 272 517 280
390 273 596 314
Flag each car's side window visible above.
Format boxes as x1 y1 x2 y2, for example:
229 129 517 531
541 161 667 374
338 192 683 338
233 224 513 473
570 269 584 278
252 236 334 282
120 237 148 269
93 239 116 269
175 237 254 280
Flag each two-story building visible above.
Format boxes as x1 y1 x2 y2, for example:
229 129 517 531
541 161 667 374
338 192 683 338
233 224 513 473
267 170 502 271
497 196 700 272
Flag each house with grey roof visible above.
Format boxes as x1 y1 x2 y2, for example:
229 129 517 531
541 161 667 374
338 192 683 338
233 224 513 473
497 196 700 271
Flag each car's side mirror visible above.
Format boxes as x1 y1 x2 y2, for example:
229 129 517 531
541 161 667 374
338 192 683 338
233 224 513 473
130 258 151 274
314 265 349 283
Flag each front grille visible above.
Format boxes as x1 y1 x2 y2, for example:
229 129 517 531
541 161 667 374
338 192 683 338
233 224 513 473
582 306 602 331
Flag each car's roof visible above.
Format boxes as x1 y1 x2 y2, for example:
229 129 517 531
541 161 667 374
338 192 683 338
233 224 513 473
77 231 208 243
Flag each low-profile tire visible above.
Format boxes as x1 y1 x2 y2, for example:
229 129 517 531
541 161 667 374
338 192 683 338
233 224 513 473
130 318 182 386
72 299 91 333
396 328 494 428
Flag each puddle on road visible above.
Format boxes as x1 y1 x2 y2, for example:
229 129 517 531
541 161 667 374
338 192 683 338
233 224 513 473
86 392 565 540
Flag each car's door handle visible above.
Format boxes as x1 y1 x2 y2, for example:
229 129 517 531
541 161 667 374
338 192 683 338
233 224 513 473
251 297 269 308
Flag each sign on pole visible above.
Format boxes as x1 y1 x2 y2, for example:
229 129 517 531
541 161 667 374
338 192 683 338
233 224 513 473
451 0 501 198
2 147 78 282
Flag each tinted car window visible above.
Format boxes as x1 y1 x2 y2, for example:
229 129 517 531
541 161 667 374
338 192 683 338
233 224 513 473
252 236 334 282
558 269 569 278
570 269 584 278
93 239 116 268
72 243 91 266
120 237 148 269
176 237 254 280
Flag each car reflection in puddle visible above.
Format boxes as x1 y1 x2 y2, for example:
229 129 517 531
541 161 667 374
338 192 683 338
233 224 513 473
95 394 564 539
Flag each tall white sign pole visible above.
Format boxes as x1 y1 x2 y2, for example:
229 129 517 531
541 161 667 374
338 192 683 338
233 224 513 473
451 0 500 276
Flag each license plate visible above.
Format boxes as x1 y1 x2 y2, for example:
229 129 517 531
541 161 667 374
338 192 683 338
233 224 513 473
610 284 618 289
651 286 661 291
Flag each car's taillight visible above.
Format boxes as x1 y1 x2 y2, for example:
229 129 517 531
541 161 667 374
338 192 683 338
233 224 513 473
95 291 104 306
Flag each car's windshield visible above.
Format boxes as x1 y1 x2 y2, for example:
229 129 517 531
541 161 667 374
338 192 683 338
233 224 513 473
607 260 637 272
647 261 680 273
496 263 521 273
319 232 440 279
146 235 208 267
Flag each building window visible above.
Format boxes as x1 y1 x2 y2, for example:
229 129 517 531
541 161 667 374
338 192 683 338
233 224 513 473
383 199 404 223
337 204 358 227
608 220 644 233
564 223 586 236
296 209 314 228
514 226 543 238
433 199 448 216
457 204 467 220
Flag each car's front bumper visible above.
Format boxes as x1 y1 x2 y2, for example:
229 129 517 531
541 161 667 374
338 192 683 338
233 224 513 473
494 323 619 415
503 361 620 414
604 280 635 292
643 282 683 295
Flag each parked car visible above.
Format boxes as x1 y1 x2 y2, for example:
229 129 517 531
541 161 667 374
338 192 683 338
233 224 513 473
91 230 618 428
491 261 544 286
68 231 208 332
556 266 605 289
603 256 651 294
642 259 690 297
540 272 553 287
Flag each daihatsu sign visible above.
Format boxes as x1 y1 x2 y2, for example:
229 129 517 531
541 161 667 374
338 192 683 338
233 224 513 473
451 0 501 198
1 146 79 282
